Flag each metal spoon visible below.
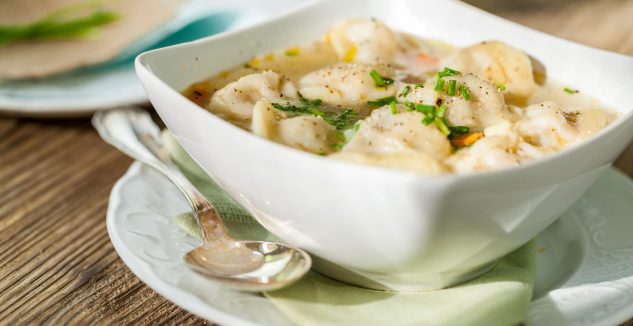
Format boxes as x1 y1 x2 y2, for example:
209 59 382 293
93 108 311 292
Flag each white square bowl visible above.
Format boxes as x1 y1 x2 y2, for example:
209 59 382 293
136 0 633 291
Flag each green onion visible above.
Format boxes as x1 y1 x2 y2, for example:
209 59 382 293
436 104 448 119
460 85 471 100
434 78 445 92
421 114 435 126
390 100 398 115
414 83 424 89
434 117 451 135
415 104 435 115
367 96 397 107
369 70 394 88
564 87 579 94
450 126 470 135
403 100 415 111
495 82 506 91
400 85 411 98
438 67 461 78
447 80 457 96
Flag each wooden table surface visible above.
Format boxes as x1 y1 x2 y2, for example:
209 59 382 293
1 0 632 324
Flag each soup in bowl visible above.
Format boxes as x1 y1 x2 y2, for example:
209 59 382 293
135 0 633 290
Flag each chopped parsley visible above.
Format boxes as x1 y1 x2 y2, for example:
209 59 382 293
564 87 579 94
369 70 394 88
368 96 397 107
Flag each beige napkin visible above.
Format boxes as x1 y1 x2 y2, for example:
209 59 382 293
0 0 183 80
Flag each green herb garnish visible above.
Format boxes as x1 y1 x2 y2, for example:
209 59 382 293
368 96 397 107
449 126 469 135
436 104 448 119
460 85 471 101
495 82 506 91
434 78 445 92
447 80 457 96
400 85 411 98
434 117 451 135
564 87 579 94
415 104 435 115
403 100 415 111
414 83 424 89
390 100 398 115
0 6 119 45
272 99 357 130
438 67 461 78
369 70 394 88
421 114 435 126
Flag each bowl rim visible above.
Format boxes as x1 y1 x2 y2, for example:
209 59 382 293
135 0 633 183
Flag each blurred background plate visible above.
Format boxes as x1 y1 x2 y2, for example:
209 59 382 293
0 0 306 117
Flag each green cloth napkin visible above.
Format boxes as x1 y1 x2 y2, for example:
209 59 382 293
163 131 536 326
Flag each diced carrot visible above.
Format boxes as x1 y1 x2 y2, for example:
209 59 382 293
416 53 438 67
452 132 484 147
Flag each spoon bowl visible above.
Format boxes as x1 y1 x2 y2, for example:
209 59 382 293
93 107 311 292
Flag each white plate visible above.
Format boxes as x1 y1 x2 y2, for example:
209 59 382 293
107 162 633 326
0 0 304 117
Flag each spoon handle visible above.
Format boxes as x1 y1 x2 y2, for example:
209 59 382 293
92 108 226 242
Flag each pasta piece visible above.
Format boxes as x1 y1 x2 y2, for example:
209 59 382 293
299 63 397 107
448 136 521 173
251 100 338 154
515 101 579 150
327 18 400 64
401 73 511 130
442 41 537 100
343 106 452 160
209 71 297 123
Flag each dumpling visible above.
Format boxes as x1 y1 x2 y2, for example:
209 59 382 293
330 151 447 175
251 100 338 154
209 71 298 123
299 63 397 107
343 106 452 160
515 101 579 150
327 18 400 64
442 41 537 100
447 135 521 173
400 73 511 130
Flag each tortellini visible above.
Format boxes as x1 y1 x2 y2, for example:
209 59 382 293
251 100 338 154
343 106 452 161
401 73 511 130
208 71 297 123
442 41 537 100
327 18 400 64
298 63 397 107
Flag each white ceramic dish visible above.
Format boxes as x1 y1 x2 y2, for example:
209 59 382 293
107 163 633 326
0 0 303 117
136 0 633 290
